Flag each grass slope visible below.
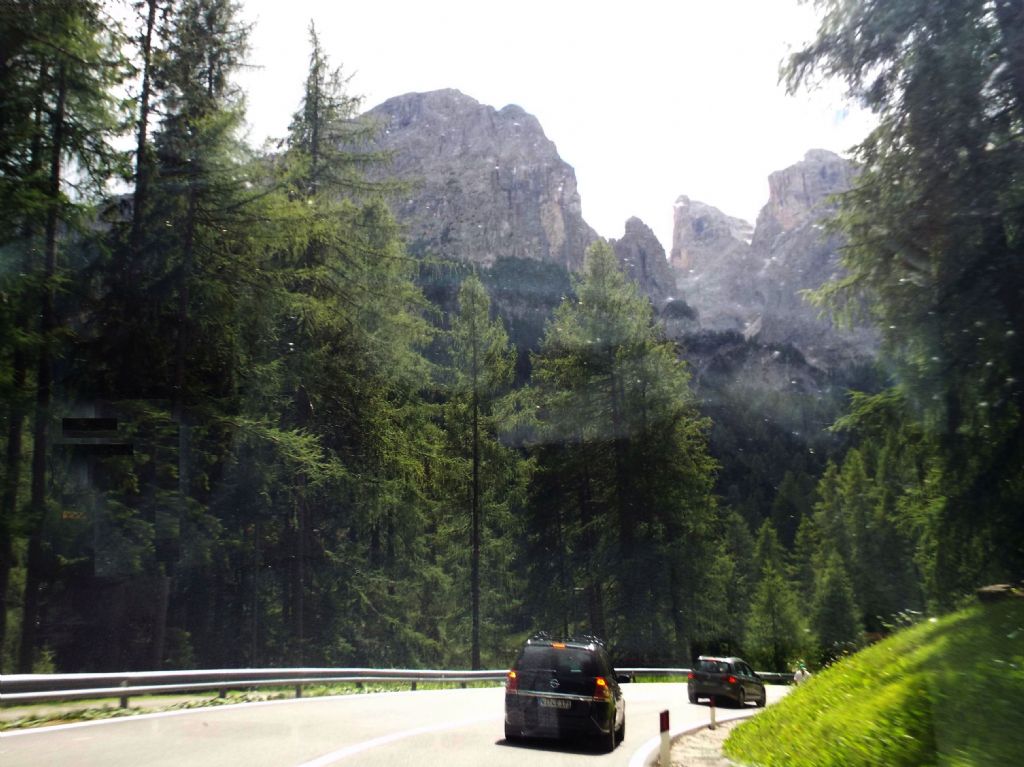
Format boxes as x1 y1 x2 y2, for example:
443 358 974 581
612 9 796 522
724 598 1024 766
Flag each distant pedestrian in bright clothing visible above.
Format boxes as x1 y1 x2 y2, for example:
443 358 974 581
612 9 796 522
793 662 811 685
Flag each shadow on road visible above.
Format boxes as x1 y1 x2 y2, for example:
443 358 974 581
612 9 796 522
496 737 607 755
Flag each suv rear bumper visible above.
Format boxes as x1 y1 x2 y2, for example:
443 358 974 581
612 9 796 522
505 694 613 738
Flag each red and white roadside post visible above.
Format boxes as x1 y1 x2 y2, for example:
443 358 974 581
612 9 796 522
660 709 670 765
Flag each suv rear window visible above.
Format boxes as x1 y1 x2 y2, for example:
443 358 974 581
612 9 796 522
517 646 599 676
697 659 731 673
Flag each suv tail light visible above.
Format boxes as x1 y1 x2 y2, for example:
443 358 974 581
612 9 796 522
687 672 695 680
506 670 518 693
593 676 612 702
727 675 737 685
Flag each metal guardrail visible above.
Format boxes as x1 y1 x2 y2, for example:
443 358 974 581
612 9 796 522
0 666 794 708
616 667 794 685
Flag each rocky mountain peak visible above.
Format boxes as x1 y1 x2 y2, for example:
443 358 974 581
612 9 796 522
668 151 875 368
751 149 855 251
670 195 753 274
365 90 596 269
611 217 675 308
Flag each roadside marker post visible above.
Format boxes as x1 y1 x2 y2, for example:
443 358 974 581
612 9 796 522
659 709 670 765
709 696 717 730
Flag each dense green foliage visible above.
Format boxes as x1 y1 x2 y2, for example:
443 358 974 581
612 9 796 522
0 0 1019 679
523 242 719 662
787 0 1024 604
724 598 1024 767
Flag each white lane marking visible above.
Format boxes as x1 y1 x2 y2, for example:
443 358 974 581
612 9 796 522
294 714 500 766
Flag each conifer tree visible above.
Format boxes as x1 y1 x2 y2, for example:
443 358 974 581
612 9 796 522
443 275 524 668
787 0 1024 601
745 563 809 672
810 553 861 664
0 0 129 671
528 242 716 659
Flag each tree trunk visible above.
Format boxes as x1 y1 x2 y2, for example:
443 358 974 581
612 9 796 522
294 496 306 664
129 0 158 266
19 63 67 673
0 353 26 665
470 332 481 669
577 450 606 638
2 60 49 670
151 568 171 669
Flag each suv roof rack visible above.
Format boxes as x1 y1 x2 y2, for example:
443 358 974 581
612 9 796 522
526 631 606 648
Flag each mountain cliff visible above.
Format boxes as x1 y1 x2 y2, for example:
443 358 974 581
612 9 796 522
670 150 876 369
361 92 874 370
611 216 676 309
365 89 597 270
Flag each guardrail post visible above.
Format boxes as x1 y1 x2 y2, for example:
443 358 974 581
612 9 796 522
411 681 417 691
119 680 129 709
460 682 467 689
218 687 227 699
295 684 302 698
659 710 670 765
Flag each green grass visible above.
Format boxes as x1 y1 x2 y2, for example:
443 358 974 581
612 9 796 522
723 598 1024 767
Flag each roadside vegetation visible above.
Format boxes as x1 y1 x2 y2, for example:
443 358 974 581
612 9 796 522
724 598 1024 767
1 0 1021 694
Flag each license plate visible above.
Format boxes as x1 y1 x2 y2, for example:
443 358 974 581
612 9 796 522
539 697 571 709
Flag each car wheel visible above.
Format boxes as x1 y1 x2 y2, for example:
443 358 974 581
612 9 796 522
688 690 698 704
736 688 746 708
504 724 521 742
756 688 766 708
616 716 626 743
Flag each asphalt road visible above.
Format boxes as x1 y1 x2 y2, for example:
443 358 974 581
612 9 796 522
0 683 788 767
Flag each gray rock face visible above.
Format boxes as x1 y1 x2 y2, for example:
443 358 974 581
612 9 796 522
751 150 874 368
670 195 753 274
611 217 676 309
669 197 760 334
670 150 876 369
750 148 856 253
364 89 597 270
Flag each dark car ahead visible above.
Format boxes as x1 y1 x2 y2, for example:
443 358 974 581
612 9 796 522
504 635 627 751
687 655 766 707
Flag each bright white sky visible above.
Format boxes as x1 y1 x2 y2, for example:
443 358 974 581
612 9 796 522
236 0 874 251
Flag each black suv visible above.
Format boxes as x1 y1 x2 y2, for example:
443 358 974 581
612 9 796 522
687 655 766 707
504 635 627 751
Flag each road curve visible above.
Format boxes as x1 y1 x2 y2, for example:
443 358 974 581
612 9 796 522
0 683 787 767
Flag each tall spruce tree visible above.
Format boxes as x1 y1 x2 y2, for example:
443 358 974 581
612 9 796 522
745 563 809 672
257 21 440 666
0 0 129 672
810 553 862 664
787 0 1024 603
442 275 524 668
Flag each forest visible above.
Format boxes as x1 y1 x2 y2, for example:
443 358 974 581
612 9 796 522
0 0 1021 675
